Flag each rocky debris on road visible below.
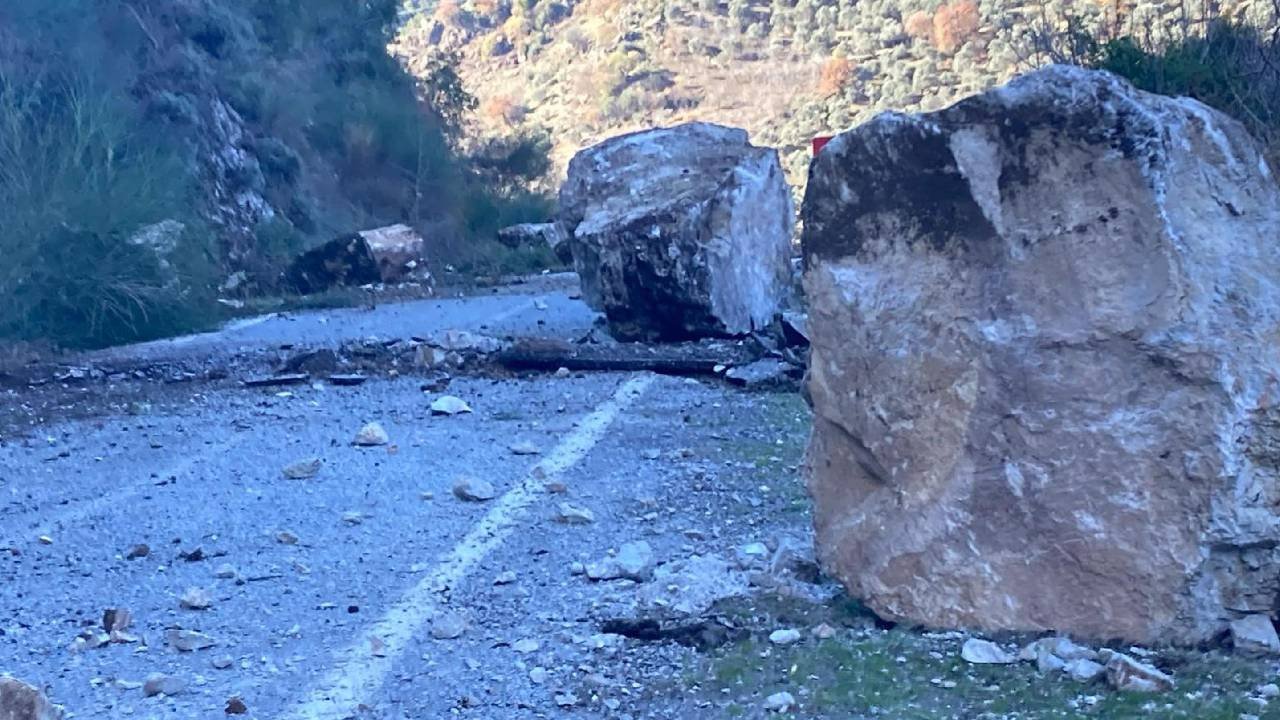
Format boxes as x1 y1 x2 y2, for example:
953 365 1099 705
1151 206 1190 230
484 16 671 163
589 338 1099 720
453 477 497 502
960 638 1016 664
281 458 322 479
125 544 150 560
102 608 132 634
1231 615 1280 657
1100 650 1175 692
431 611 468 640
166 628 217 652
554 503 595 525
586 541 656 582
179 587 213 610
142 673 185 698
352 422 389 446
637 554 749 616
242 373 310 388
768 628 802 646
430 395 473 416
725 358 798 389
509 441 540 455
803 65 1280 645
497 222 572 265
0 677 64 720
559 122 794 341
600 618 746 652
225 696 248 715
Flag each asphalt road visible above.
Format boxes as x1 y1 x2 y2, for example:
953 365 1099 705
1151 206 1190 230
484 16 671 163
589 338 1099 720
0 279 817 720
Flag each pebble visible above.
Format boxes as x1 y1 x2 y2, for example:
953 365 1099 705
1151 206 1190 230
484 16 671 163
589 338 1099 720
529 667 548 684
214 564 238 580
510 441 541 455
212 656 234 670
493 571 517 585
430 396 473 415
143 673 185 697
961 638 1016 665
431 612 467 640
353 422 389 446
453 477 497 502
555 503 595 525
513 638 540 654
763 691 796 712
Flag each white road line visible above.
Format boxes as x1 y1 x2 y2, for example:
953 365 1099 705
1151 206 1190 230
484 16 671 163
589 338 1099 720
481 298 535 326
283 373 656 720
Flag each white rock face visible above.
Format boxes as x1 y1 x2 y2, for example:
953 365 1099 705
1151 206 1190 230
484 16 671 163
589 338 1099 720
559 122 794 341
803 65 1280 644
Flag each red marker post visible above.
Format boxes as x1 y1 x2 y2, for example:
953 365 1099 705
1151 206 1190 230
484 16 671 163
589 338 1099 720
812 135 834 156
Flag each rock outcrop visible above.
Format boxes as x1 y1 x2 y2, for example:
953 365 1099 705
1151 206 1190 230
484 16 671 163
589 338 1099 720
802 65 1280 644
559 123 794 341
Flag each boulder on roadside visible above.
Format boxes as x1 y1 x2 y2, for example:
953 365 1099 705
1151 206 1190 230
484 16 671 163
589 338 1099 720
0 677 64 720
497 222 572 265
803 65 1280 644
559 122 794 341
283 234 381 295
358 224 428 284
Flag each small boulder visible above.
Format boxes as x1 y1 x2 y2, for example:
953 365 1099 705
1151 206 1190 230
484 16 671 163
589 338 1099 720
352 423 389 447
1100 650 1174 693
453 477 497 502
585 541 655 582
430 396 473 416
961 638 1016 665
1231 615 1280 657
142 674 185 698
0 677 63 720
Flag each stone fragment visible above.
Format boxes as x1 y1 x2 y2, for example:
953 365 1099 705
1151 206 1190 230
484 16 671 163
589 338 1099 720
431 612 467 640
166 629 217 652
430 396 472 416
586 541 655 582
763 691 796 713
1231 615 1280 657
179 588 213 610
769 629 802 646
803 65 1280 644
352 423 389 447
554 503 595 525
961 638 1016 665
142 674 184 698
1064 658 1106 683
452 477 497 502
282 458 322 479
1101 650 1174 693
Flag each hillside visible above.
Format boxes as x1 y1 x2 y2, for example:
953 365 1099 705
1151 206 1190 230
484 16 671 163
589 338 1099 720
397 0 1280 190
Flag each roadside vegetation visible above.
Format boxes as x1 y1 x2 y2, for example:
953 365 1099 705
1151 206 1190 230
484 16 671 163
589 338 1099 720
0 0 556 350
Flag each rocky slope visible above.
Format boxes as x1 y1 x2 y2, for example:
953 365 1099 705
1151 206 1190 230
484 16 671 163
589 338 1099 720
397 0 1279 190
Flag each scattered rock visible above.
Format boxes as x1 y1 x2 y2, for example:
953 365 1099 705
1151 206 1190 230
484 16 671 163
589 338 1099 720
178 546 205 562
352 422 389 447
493 571 517 586
276 530 300 545
214 564 238 580
1231 615 1280 657
1259 683 1280 699
510 441 540 456
769 629 802 646
179 588 213 610
763 691 796 713
555 503 595 525
512 638 540 654
102 608 132 633
586 541 655 582
554 367 572 379
225 696 248 715
961 638 1016 665
430 396 473 416
560 122 794 341
1064 658 1106 683
529 667 549 684
341 511 366 526
497 222 572 264
125 544 150 560
1100 650 1174 693
725 358 794 388
212 656 234 670
734 542 770 569
453 477 497 502
431 612 467 640
166 629 217 652
812 623 837 640
328 374 367 387
638 555 750 616
142 674 185 698
282 458 323 479
359 223 427 284
0 676 64 720
553 693 578 708
802 64 1280 644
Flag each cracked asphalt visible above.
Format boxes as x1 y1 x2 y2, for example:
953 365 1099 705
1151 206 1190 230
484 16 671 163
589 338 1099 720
0 278 818 720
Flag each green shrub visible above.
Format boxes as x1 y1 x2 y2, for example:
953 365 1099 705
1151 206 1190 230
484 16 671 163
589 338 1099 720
0 73 216 348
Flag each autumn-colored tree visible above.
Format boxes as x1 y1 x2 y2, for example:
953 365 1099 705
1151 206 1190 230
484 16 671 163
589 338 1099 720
817 56 854 96
905 10 933 40
933 0 980 55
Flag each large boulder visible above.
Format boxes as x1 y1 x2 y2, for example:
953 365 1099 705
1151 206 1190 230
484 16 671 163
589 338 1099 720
0 677 63 720
802 65 1280 645
559 122 793 341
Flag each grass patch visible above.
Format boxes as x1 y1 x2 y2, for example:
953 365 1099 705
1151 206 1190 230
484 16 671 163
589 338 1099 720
696 593 1275 719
